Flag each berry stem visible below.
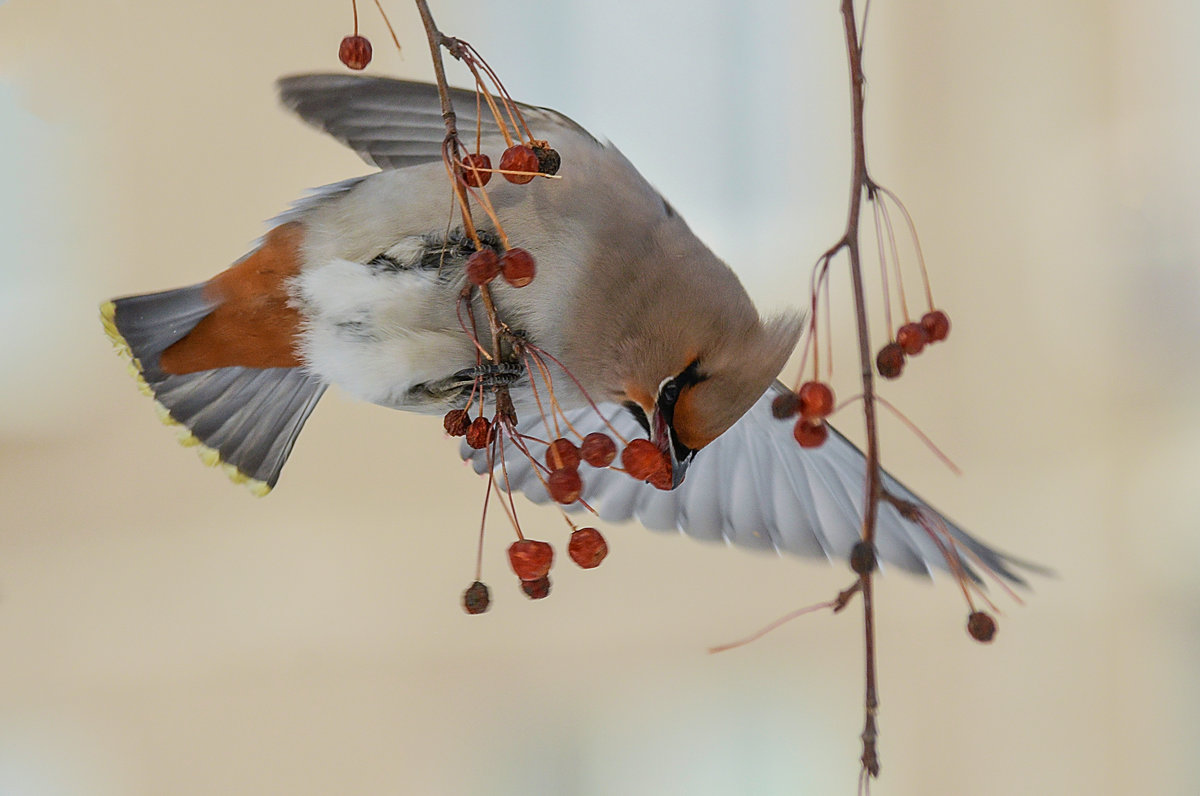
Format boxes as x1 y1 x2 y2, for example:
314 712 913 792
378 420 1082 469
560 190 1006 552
352 0 359 35
874 183 936 309
370 0 403 54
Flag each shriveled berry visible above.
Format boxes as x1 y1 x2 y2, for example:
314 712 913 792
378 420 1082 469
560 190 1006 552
580 432 617 467
621 438 670 482
798 381 835 420
896 322 928 356
508 539 553 581
850 541 877 575
967 611 997 643
568 527 608 569
460 152 492 188
876 342 906 379
533 145 561 175
498 144 539 184
462 580 490 614
443 408 471 437
921 309 951 343
466 248 500 286
521 575 551 599
338 35 372 70
547 467 583 505
500 248 536 287
771 391 800 419
465 416 493 449
793 418 828 448
546 438 581 471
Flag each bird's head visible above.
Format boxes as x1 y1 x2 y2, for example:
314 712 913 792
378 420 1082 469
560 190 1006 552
621 312 802 488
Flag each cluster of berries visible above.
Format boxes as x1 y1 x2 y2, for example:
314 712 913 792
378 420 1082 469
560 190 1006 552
771 380 836 449
460 527 610 613
876 309 951 379
443 408 675 612
461 144 561 188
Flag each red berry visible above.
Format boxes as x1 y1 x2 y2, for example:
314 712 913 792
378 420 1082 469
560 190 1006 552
793 418 828 448
876 342 906 379
338 35 372 70
466 248 500 286
967 611 997 643
896 322 928 356
568 527 608 569
443 408 470 437
580 432 617 467
921 310 951 343
546 467 583 505
521 575 551 599
798 381 835 420
771 391 800 419
462 581 490 614
647 468 673 491
621 438 670 482
500 248 536 288
460 153 492 188
465 416 493 449
545 438 581 471
508 539 554 581
498 144 539 184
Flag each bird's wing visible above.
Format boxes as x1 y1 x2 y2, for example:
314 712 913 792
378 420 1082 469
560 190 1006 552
277 74 598 171
462 383 1031 585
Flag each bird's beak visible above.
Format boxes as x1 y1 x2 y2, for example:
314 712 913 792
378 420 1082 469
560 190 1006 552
650 406 692 489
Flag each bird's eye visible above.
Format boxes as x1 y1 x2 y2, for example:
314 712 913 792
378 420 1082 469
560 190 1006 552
659 379 680 406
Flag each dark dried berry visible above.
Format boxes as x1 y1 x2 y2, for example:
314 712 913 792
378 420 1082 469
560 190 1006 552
568 527 608 569
460 153 492 187
466 248 500 286
580 432 617 467
443 409 471 437
876 342 906 379
338 35 372 70
967 611 997 643
533 145 561 175
793 418 828 448
508 539 554 581
521 575 551 599
547 467 583 505
798 381 835 420
921 310 951 343
498 145 539 185
500 248 536 287
546 438 581 471
771 391 801 419
896 322 928 356
850 541 877 575
462 580 490 614
465 416 493 449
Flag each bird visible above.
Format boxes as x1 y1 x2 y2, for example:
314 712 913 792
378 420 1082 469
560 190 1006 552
101 74 1029 584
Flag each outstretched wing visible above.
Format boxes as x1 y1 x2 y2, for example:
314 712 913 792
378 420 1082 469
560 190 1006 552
463 383 1031 584
277 74 597 171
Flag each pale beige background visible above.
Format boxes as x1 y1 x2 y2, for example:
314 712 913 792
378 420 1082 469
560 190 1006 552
1 1 1197 794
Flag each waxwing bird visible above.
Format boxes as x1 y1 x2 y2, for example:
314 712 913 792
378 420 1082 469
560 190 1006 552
102 74 1030 583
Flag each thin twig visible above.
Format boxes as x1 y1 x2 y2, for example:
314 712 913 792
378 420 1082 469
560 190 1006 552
838 0 882 781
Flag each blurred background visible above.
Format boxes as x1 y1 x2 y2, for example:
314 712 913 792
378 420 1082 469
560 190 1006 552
1 1 1197 793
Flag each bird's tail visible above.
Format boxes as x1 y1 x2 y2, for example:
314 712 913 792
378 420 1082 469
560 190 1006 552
100 281 326 495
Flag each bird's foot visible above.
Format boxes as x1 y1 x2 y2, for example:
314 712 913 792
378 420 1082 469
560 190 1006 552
452 361 524 391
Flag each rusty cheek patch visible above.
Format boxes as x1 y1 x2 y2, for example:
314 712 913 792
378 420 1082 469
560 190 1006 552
671 387 717 452
160 223 306 375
